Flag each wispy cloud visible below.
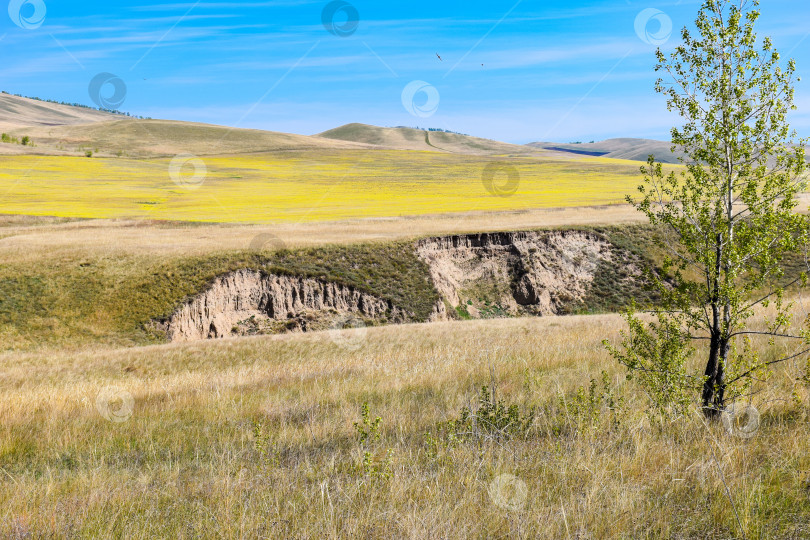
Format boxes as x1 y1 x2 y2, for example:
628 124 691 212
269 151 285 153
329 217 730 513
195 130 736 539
2 0 807 142
130 0 321 11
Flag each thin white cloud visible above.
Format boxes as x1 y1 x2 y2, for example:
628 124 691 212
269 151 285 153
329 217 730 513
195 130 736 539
130 0 321 11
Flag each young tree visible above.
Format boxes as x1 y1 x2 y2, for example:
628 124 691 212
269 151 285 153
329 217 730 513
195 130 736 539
607 0 809 417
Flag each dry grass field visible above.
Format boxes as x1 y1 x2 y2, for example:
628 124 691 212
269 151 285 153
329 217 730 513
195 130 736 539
0 206 647 257
2 313 809 538
3 215 809 538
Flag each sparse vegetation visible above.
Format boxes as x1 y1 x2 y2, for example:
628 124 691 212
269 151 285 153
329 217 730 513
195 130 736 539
393 125 470 136
1 132 32 146
2 312 810 537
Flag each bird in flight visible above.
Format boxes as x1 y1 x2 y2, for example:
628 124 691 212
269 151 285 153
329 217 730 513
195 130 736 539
436 53 443 61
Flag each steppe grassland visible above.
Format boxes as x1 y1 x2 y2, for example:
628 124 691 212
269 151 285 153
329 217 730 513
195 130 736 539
2 151 809 537
0 150 648 223
1 313 809 538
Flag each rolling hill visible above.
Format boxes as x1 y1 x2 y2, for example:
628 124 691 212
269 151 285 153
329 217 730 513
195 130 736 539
527 138 685 164
0 94 544 158
0 92 120 129
0 93 368 158
3 93 806 163
529 137 810 164
317 123 542 155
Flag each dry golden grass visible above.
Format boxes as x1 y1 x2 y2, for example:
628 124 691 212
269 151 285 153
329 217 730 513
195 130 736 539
0 206 647 261
2 313 809 538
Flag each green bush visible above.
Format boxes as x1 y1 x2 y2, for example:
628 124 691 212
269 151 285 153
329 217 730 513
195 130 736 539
434 385 536 443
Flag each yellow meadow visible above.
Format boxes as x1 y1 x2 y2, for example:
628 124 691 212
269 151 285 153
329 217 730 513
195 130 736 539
0 150 648 223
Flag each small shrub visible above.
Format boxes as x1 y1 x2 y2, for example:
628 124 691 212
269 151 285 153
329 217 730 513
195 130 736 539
354 402 382 445
436 385 536 444
353 402 392 479
251 420 280 468
556 371 626 434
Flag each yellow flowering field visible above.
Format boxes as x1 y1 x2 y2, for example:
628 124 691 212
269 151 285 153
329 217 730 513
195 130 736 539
0 150 649 223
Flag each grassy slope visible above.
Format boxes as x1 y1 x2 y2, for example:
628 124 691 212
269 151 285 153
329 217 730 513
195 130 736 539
0 241 440 351
0 93 367 158
576 224 664 314
1 315 808 538
0 92 118 128
1 222 674 351
4 221 806 352
9 119 367 159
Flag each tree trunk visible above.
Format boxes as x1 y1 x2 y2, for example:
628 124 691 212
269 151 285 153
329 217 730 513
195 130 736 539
702 332 728 418
703 332 720 417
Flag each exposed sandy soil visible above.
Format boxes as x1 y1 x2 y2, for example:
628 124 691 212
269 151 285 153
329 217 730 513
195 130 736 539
155 229 636 342
161 270 413 342
417 230 615 318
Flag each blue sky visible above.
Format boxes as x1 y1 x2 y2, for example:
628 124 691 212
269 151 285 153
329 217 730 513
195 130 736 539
2 0 809 143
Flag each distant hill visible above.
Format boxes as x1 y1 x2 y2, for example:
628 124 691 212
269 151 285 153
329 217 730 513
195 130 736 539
0 93 367 158
14 93 802 163
527 138 684 164
529 137 810 164
317 123 540 155
0 95 541 158
0 92 121 130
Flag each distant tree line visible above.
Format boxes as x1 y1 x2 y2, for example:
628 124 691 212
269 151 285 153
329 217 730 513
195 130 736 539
394 126 470 136
0 90 151 120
